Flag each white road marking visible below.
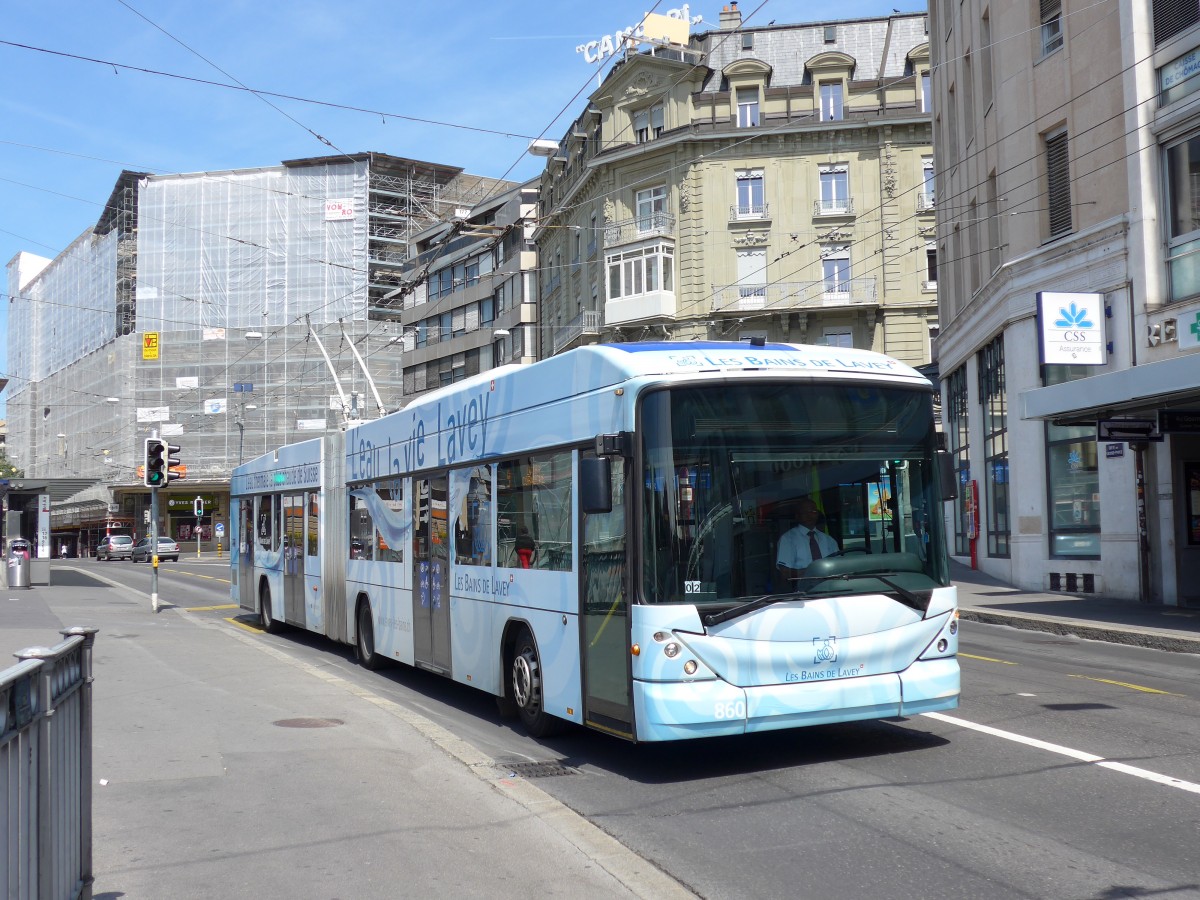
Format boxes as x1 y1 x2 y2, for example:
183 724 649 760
923 711 1200 795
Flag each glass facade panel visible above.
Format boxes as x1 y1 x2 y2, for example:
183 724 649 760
979 336 1009 558
946 366 970 556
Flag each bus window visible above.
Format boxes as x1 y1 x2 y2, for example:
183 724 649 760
452 465 493 567
497 451 572 570
376 479 404 563
257 495 275 550
350 490 375 560
307 493 319 557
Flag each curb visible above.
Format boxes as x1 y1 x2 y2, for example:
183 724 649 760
960 607 1200 654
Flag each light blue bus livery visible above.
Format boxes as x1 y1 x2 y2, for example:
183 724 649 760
231 342 960 742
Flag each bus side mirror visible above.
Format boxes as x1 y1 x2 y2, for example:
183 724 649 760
580 456 613 514
936 450 958 502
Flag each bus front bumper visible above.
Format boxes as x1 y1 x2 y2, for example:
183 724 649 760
632 657 960 742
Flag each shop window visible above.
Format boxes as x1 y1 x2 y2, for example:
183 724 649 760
947 366 971 556
1165 133 1200 302
1046 424 1100 558
979 336 1009 558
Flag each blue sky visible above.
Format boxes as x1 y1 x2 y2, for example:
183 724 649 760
0 0 919 395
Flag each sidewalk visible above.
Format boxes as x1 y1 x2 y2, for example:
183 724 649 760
3 566 694 900
952 559 1200 654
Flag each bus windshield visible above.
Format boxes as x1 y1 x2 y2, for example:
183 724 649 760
639 381 949 609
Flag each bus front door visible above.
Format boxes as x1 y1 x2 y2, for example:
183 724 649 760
580 454 633 739
413 474 452 674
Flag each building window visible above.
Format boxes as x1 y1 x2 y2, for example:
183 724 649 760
920 71 932 113
824 25 837 44
735 169 765 218
737 88 760 127
636 185 668 233
1045 130 1073 238
822 327 852 348
821 247 851 294
1040 0 1063 57
634 104 664 143
606 243 674 300
1046 423 1101 558
1154 0 1200 45
946 366 970 556
920 158 936 209
981 12 994 109
742 32 754 50
1165 133 1200 302
735 247 767 298
986 171 1000 273
819 82 844 121
818 164 850 214
926 245 938 286
979 335 1009 558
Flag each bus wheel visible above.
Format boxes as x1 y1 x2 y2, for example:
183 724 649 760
260 584 281 634
356 600 383 670
511 628 562 737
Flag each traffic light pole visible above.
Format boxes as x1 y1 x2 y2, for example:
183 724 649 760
150 482 161 613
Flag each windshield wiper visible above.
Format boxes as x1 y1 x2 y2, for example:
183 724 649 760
799 571 928 610
702 593 808 627
702 572 929 628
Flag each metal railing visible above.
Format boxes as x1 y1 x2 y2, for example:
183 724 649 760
1 627 97 900
916 191 936 212
710 277 877 313
813 198 855 217
604 213 675 246
729 203 770 222
553 309 603 353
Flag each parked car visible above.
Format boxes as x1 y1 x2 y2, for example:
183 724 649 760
96 534 134 561
132 536 180 563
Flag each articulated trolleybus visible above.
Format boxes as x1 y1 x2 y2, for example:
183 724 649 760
231 342 960 742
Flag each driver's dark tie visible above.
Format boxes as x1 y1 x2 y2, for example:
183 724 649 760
809 530 822 561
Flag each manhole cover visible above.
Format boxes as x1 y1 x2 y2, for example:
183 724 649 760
273 717 344 728
499 761 579 778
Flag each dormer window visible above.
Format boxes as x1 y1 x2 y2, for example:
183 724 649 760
634 104 665 143
737 88 760 127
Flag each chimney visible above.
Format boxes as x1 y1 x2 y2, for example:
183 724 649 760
720 2 742 29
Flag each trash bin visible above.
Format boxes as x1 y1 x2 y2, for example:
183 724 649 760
7 553 31 589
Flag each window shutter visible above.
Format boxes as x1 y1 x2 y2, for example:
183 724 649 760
1046 132 1073 238
634 108 649 130
651 105 664 130
1153 0 1200 45
1040 0 1061 20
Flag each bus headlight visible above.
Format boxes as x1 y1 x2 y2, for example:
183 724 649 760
683 660 698 675
937 639 948 653
664 642 680 658
653 631 669 642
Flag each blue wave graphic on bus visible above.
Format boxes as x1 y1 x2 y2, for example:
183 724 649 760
349 487 412 548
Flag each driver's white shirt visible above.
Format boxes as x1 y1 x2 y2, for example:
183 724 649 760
776 525 840 570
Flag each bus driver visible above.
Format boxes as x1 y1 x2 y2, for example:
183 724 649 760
776 497 839 582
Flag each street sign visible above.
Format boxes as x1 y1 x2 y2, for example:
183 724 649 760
215 522 225 537
1097 418 1162 441
1159 409 1200 433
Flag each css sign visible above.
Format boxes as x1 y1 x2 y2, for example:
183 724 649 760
1036 291 1105 365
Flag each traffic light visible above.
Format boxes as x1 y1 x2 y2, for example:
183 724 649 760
144 438 182 488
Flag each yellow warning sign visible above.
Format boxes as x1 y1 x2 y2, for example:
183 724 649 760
143 332 160 360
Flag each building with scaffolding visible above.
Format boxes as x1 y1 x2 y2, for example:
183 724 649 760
534 4 937 362
4 152 512 555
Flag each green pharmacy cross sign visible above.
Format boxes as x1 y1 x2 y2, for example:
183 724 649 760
1179 310 1200 350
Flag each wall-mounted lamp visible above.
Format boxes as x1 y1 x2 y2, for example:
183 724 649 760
493 328 511 338
245 331 263 340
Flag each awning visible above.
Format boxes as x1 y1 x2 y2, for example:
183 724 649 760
1020 353 1200 422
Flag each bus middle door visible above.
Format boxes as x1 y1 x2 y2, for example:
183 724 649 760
412 474 452 674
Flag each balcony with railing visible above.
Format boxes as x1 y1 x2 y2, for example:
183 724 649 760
710 278 878 313
552 309 603 354
729 203 771 222
813 198 855 217
916 191 936 213
543 271 562 298
604 213 675 247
